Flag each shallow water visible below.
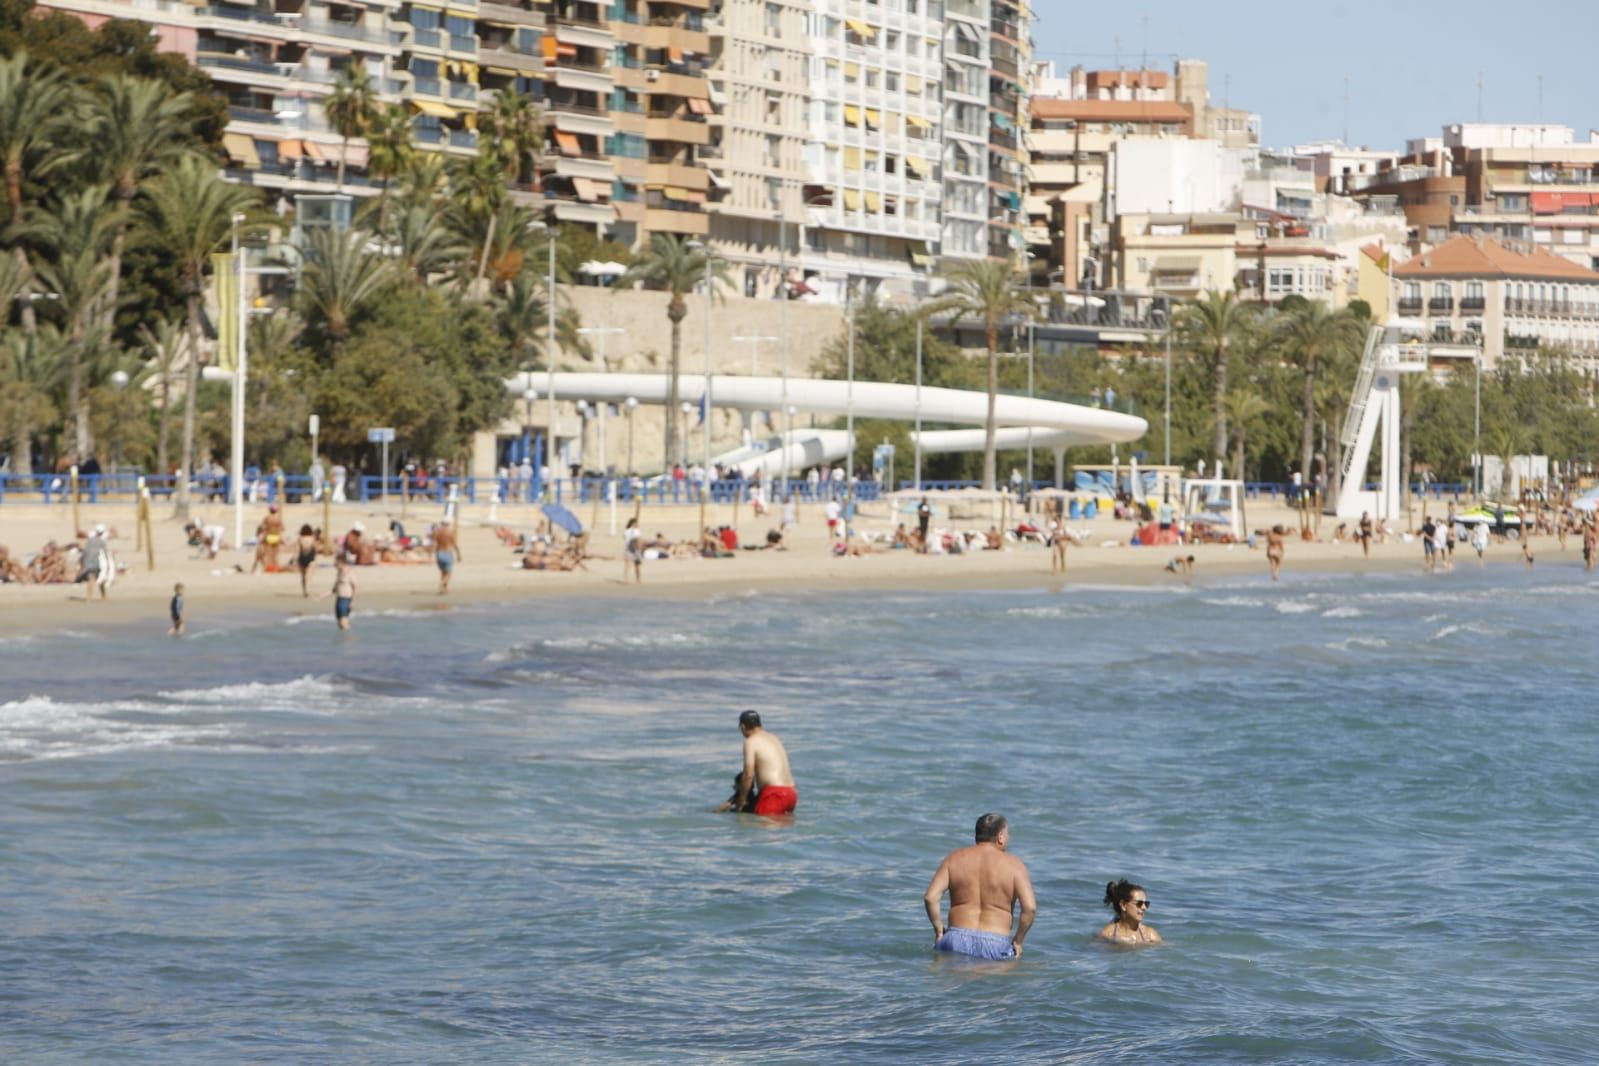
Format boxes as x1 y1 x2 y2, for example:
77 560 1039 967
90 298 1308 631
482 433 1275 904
3 562 1598 1062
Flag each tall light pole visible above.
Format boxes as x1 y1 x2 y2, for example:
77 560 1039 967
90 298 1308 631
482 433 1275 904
624 396 638 479
530 220 558 497
522 387 537 503
1026 319 1036 490
229 212 248 552
844 283 856 543
1163 320 1173 469
575 325 625 481
1474 348 1482 499
914 316 923 492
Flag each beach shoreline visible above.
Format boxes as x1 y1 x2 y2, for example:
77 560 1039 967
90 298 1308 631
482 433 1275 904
0 497 1557 640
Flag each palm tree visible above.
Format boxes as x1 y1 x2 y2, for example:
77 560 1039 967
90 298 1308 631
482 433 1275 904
296 226 396 350
33 185 121 458
1174 291 1254 468
479 89 543 185
323 66 377 190
1224 388 1271 483
0 52 81 331
388 200 466 284
364 102 415 231
137 315 189 476
924 257 1038 490
620 234 730 465
0 325 66 482
445 149 512 287
496 268 586 369
137 154 261 519
88 75 195 333
1485 422 1525 502
1277 302 1364 488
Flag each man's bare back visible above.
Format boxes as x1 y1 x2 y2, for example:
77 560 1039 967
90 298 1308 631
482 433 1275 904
743 730 793 790
924 814 1036 959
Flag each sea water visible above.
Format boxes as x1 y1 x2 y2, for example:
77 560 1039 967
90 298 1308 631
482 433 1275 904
2 564 1597 1063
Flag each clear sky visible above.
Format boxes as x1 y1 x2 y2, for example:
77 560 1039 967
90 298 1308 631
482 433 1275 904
1028 0 1599 150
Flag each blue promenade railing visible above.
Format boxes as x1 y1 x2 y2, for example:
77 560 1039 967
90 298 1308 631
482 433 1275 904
0 472 901 507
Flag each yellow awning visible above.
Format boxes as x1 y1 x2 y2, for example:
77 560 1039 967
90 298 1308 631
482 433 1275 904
410 99 457 119
844 18 875 37
662 186 693 201
906 114 932 129
864 190 882 212
223 133 259 168
904 156 926 177
864 108 881 127
843 146 861 170
906 76 922 93
843 61 859 79
843 104 861 126
486 65 520 76
843 188 862 210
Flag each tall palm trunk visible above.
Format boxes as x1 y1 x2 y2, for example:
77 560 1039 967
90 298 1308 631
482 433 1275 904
157 367 173 475
1328 398 1345 506
982 323 999 491
665 298 685 466
9 420 32 480
1299 358 1317 482
1212 343 1229 465
1233 426 1245 485
7 167 38 335
175 283 204 519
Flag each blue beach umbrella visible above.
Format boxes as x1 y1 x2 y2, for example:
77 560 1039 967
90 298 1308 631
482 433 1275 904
542 503 583 536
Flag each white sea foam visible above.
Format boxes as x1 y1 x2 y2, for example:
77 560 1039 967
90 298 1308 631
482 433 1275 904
0 694 236 761
157 675 345 706
1321 606 1363 619
1202 596 1266 609
1327 636 1389 652
1430 621 1496 641
1005 606 1070 618
1273 600 1317 614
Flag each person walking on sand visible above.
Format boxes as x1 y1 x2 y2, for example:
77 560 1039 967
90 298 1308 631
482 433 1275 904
917 496 932 553
431 522 460 594
253 503 285 574
1098 879 1162 946
294 524 317 597
923 813 1037 961
729 710 796 816
1358 511 1373 558
168 582 185 636
623 516 643 584
1050 515 1068 573
1472 519 1490 563
1265 525 1285 582
77 523 110 601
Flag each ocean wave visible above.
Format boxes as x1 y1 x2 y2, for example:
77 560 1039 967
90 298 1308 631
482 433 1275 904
485 632 715 661
1326 636 1389 651
1273 600 1317 614
1202 596 1266 609
156 675 347 705
1321 606 1363 619
0 694 236 762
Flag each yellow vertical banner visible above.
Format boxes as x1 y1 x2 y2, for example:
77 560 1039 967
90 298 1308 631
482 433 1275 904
212 251 238 372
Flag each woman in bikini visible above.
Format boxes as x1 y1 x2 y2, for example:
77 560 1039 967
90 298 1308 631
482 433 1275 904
294 524 318 597
1097 878 1162 945
1266 524 1286 582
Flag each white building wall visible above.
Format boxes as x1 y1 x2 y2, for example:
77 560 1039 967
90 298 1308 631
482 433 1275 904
1110 139 1247 217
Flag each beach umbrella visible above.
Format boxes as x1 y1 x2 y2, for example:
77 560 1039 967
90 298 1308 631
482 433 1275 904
542 502 583 535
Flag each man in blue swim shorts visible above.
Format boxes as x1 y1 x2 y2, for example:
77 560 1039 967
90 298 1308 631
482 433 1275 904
923 812 1036 960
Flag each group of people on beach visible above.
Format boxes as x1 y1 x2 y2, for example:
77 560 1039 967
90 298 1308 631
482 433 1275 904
714 711 1159 959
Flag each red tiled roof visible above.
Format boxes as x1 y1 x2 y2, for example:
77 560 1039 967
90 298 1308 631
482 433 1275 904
1030 98 1193 124
1360 242 1387 265
1392 236 1599 281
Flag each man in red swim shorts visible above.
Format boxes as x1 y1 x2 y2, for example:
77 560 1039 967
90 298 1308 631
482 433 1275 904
731 710 797 817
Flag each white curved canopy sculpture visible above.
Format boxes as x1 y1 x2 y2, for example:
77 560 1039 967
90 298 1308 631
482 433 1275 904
507 372 1147 447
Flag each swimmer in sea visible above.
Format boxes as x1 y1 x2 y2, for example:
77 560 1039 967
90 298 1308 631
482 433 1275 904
1097 878 1161 945
923 813 1036 960
730 710 796 816
1265 525 1286 582
714 770 759 813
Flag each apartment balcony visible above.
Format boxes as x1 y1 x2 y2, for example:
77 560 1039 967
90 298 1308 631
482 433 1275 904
553 105 614 137
553 19 616 51
477 45 542 73
1428 296 1454 313
556 153 617 182
479 0 545 26
647 69 708 99
448 80 478 103
553 199 618 225
642 22 709 53
1460 296 1486 312
447 32 477 53
196 6 404 53
644 205 708 235
553 65 614 94
1396 297 1423 315
644 114 709 146
645 160 708 189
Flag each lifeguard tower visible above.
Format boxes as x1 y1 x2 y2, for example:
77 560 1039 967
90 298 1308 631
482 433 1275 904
1332 323 1435 520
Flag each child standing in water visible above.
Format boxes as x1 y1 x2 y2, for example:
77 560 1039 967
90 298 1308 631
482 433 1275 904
167 582 185 637
328 558 357 630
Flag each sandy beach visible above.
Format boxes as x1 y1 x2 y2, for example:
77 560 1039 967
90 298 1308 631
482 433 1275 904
0 490 1548 637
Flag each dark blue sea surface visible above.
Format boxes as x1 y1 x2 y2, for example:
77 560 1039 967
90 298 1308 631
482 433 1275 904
2 564 1597 1063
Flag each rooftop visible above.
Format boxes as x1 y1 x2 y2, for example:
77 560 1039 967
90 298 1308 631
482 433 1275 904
1392 236 1599 282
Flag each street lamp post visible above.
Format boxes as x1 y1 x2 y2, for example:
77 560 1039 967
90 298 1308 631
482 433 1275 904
844 286 856 543
624 395 638 482
1474 348 1482 500
522 387 537 504
1163 320 1173 469
679 401 693 469
914 316 923 492
575 325 625 490
1026 320 1036 490
530 220 558 500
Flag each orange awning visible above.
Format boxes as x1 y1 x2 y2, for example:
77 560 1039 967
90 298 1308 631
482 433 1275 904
276 139 304 160
540 36 558 61
555 130 581 155
686 97 712 115
668 46 683 63
302 141 325 160
572 176 601 202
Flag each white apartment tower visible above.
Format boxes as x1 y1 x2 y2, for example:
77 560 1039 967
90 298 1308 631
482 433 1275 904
797 0 945 301
705 0 812 297
940 0 988 259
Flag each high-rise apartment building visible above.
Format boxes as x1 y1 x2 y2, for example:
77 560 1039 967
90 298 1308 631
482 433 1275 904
985 0 1027 260
395 0 481 159
793 0 945 302
703 0 810 298
939 0 987 262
